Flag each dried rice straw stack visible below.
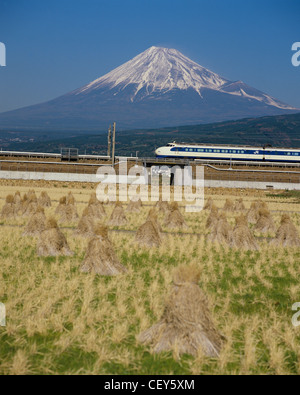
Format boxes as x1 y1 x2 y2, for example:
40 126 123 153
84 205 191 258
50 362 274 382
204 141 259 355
59 204 79 223
66 192 76 205
127 199 143 213
135 216 162 248
23 206 46 236
37 218 73 256
231 214 259 251
156 199 169 212
271 215 300 247
87 193 106 219
80 224 127 275
38 191 52 207
27 190 37 202
55 197 67 216
22 192 38 217
13 191 22 215
147 208 163 234
247 200 268 224
208 212 233 245
75 207 95 237
206 205 219 230
164 202 188 229
204 197 214 210
233 198 245 211
254 208 275 233
223 199 235 212
1 195 16 219
108 202 127 226
138 265 224 358
55 196 78 223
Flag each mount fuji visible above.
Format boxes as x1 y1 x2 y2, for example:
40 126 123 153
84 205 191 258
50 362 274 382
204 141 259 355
0 46 298 131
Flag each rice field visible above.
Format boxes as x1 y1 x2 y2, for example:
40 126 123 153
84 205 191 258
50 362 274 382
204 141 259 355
0 180 299 375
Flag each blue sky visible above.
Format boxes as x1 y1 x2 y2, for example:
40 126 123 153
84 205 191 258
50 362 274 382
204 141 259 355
0 0 299 113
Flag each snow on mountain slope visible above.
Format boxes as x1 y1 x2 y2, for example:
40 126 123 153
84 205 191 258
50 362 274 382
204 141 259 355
74 46 295 110
219 81 294 110
0 46 297 131
75 46 229 98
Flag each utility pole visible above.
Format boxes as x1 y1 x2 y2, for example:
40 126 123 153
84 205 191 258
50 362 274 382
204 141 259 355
107 125 112 157
112 122 116 167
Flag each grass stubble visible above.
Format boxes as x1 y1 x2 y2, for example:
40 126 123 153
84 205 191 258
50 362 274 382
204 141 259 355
0 181 299 375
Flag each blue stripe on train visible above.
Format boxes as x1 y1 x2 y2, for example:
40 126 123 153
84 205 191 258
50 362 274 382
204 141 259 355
155 155 300 163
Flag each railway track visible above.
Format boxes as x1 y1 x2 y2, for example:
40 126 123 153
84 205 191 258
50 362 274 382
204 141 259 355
0 151 299 185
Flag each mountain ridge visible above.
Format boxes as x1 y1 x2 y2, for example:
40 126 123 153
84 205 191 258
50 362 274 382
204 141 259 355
0 46 298 131
2 112 300 156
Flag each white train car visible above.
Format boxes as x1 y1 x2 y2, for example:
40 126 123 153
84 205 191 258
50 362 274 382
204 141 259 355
155 142 300 163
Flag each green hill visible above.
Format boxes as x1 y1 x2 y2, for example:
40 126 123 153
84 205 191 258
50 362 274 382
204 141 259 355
1 112 300 157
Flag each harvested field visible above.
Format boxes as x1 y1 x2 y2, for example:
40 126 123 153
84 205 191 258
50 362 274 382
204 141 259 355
0 179 300 375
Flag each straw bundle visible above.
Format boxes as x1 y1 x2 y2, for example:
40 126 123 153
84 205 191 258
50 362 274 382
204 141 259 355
66 192 76 205
231 214 259 250
38 191 52 207
108 202 127 226
59 204 79 223
254 208 275 233
37 218 73 256
127 199 143 213
247 200 268 224
87 193 106 219
135 217 162 248
80 224 127 275
147 208 163 234
56 196 78 223
75 207 95 237
233 198 245 211
138 265 223 358
206 205 219 230
22 192 38 217
55 197 67 216
156 200 169 212
1 195 16 219
271 215 300 247
23 206 46 236
208 213 233 245
13 192 22 215
164 202 188 229
223 199 235 212
204 197 214 211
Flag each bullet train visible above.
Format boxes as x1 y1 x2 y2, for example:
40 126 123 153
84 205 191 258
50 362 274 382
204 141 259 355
155 142 300 163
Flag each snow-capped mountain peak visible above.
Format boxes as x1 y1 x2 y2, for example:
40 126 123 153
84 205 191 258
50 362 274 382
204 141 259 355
75 46 229 99
73 46 295 110
0 46 297 132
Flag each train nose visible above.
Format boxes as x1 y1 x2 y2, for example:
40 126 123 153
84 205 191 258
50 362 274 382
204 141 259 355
155 148 161 156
